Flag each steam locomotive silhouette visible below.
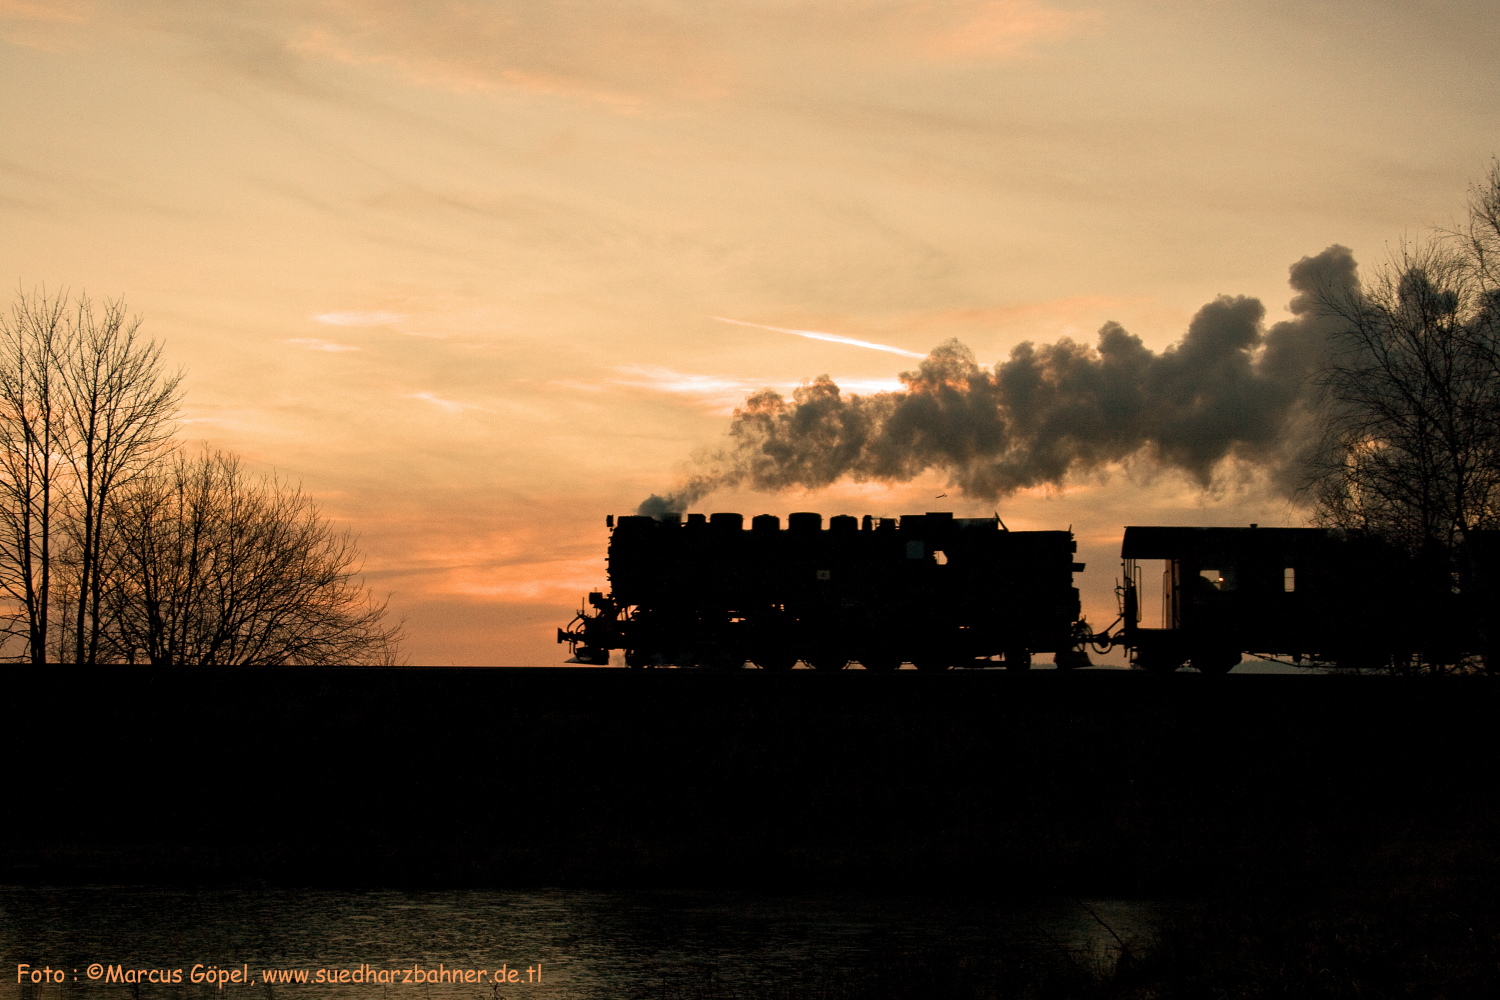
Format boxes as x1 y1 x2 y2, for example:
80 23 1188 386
557 512 1500 672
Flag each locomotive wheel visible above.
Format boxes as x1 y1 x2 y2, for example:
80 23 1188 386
807 655 849 671
1003 648 1032 671
624 649 654 669
752 652 796 671
859 656 902 672
1053 648 1092 669
1333 647 1386 671
1134 652 1183 674
1191 650 1241 675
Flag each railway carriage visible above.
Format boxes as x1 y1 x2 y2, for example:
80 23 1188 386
1120 525 1500 672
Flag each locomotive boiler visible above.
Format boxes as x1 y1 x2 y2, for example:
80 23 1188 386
558 511 1087 670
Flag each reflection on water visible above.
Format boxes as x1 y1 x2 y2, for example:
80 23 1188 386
0 888 1155 999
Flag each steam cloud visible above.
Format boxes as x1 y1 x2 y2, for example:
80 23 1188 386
639 246 1359 517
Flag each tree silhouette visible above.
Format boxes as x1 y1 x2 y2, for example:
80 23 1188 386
0 290 179 663
106 450 401 666
1308 168 1500 553
0 289 400 665
1305 165 1500 671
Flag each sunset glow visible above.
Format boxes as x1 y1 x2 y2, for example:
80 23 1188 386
3 0 1496 663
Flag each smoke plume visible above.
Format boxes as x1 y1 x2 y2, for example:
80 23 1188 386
638 246 1359 516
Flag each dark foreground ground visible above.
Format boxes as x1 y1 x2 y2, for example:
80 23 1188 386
5 666 1500 996
0 666 1494 892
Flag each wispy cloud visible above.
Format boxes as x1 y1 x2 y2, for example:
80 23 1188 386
711 317 927 359
921 0 1094 59
598 365 757 414
409 391 480 414
611 366 751 398
78 1 1087 113
287 337 360 352
0 0 88 22
313 310 406 326
824 377 908 395
612 365 903 396
0 0 89 50
563 365 905 414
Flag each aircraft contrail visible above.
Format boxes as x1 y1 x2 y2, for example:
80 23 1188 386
710 316 926 358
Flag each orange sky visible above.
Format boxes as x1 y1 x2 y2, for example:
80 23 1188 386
3 1 1498 664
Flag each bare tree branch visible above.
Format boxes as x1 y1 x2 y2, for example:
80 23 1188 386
0 289 71 663
106 450 402 666
0 290 394 666
56 294 181 664
1305 167 1500 671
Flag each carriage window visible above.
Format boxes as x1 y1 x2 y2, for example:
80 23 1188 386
1127 559 1168 628
1200 569 1225 590
1284 567 1296 592
933 550 948 565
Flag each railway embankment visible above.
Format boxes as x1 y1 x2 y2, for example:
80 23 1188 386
3 667 1496 893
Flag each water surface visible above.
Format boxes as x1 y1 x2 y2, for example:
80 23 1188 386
1 888 1155 999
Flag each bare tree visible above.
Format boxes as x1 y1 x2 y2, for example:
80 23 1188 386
0 289 400 666
57 295 181 664
1308 243 1500 551
0 292 69 663
1461 159 1500 294
106 450 401 666
0 290 180 664
1304 166 1500 672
